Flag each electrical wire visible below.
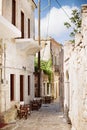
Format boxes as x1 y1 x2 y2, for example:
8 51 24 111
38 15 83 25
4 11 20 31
41 0 51 12
54 0 82 33
42 0 51 60
54 0 70 19
40 0 51 38
46 0 51 38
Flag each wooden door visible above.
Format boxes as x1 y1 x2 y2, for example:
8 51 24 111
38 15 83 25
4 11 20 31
20 75 24 101
12 0 16 25
21 11 24 38
10 74 14 101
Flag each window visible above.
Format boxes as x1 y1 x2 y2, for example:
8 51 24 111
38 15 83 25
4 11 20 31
55 56 57 65
35 83 38 97
10 74 15 101
12 0 16 25
28 75 30 95
51 54 53 65
21 11 24 38
20 75 24 101
47 83 49 95
43 83 45 95
28 19 30 38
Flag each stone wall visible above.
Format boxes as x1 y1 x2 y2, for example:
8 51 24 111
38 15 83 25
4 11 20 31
64 4 87 130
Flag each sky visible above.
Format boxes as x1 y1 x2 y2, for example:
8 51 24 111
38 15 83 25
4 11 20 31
34 0 87 44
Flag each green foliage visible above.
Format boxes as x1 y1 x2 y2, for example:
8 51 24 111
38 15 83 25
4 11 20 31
64 9 82 42
64 22 71 28
34 57 53 83
34 57 38 73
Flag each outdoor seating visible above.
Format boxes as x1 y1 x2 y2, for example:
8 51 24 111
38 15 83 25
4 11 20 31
30 98 42 111
17 104 31 119
42 96 54 104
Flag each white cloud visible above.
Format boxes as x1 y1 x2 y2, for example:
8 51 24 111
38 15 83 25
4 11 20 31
35 6 79 43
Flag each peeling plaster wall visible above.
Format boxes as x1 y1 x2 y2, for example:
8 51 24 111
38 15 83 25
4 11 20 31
64 4 87 130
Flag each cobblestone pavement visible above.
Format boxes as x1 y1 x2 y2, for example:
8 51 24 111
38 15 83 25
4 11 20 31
1 101 71 130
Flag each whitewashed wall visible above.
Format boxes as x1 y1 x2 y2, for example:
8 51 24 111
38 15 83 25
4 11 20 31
0 0 36 112
64 5 87 130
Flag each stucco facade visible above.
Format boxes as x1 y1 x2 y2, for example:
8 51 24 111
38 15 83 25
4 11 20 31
64 4 87 130
0 0 40 115
35 38 64 104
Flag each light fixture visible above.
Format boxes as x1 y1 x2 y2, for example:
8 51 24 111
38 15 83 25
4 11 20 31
22 66 26 71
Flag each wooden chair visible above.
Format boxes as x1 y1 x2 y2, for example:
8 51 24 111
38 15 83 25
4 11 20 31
17 104 31 119
30 99 42 111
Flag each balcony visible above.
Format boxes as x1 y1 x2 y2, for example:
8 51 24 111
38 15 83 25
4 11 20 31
0 15 21 38
16 38 41 55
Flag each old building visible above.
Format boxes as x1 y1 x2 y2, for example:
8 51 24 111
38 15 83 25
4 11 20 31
0 0 40 122
64 4 87 130
35 38 64 104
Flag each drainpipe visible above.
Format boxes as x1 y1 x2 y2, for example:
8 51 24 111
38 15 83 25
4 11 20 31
1 39 6 82
4 41 6 112
2 39 6 111
3 41 6 82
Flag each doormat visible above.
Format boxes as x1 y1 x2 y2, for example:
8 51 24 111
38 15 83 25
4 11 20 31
0 123 8 128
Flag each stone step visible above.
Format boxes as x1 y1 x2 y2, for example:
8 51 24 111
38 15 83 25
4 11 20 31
0 106 17 124
0 115 4 123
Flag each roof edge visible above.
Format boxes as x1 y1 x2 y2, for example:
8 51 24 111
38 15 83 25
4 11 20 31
32 0 37 8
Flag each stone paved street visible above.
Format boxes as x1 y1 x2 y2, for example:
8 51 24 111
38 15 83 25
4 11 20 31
1 101 71 130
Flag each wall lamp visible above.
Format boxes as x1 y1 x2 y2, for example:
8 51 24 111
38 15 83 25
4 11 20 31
22 66 26 71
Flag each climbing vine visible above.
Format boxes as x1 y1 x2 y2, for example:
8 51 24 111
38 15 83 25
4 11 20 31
64 9 81 43
34 57 53 83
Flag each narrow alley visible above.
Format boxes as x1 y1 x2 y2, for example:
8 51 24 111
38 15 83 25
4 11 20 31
1 101 71 130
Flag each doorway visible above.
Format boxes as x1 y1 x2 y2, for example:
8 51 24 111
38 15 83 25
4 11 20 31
20 75 24 101
10 74 15 101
